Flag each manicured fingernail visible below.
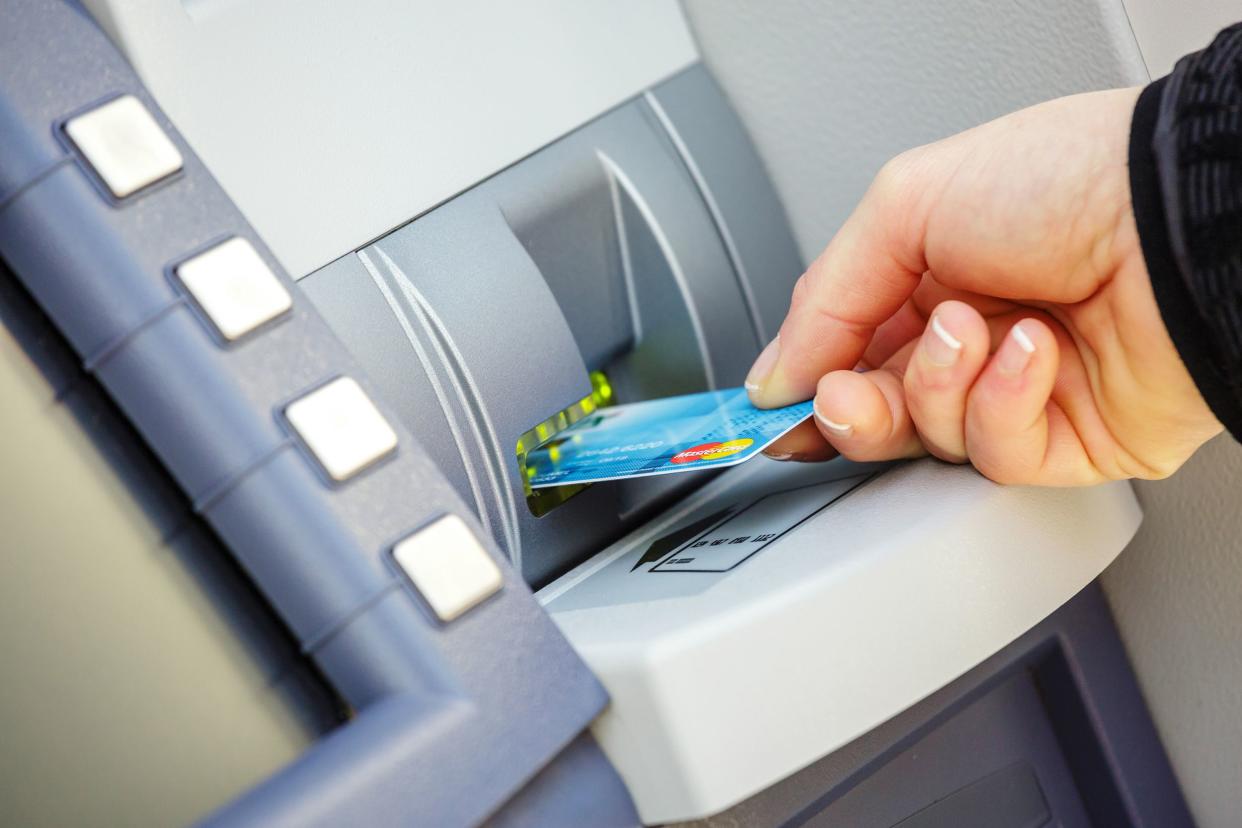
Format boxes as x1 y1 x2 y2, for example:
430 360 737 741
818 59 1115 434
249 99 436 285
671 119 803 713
766 451 793 461
997 323 1036 376
814 403 853 437
745 335 781 393
923 314 963 367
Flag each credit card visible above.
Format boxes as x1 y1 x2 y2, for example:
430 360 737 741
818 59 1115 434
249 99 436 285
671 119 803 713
524 388 813 488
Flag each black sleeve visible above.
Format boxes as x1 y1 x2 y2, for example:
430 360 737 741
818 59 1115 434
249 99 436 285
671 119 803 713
1130 23 1242 441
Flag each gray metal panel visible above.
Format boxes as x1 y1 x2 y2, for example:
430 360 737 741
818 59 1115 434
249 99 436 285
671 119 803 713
682 0 1149 264
1121 0 1237 77
647 65 805 343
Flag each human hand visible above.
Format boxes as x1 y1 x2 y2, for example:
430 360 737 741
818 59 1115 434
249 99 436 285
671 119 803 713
749 88 1221 484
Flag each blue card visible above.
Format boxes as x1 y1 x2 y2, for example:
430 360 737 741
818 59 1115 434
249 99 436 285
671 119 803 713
524 388 814 488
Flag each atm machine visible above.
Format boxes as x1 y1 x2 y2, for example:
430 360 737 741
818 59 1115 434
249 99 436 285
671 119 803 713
0 1 1203 825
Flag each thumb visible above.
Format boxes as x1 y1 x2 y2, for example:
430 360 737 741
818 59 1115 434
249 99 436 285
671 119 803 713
746 153 932 408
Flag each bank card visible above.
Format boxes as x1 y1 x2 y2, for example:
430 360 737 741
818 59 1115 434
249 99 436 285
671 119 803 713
524 388 813 488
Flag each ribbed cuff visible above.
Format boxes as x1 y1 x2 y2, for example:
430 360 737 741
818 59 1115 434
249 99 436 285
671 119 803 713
1130 75 1242 440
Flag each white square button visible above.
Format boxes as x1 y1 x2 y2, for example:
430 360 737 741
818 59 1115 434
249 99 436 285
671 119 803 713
64 95 183 198
393 515 503 622
176 238 292 341
285 377 398 482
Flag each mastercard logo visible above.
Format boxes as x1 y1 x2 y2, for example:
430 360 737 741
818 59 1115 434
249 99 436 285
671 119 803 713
670 438 754 465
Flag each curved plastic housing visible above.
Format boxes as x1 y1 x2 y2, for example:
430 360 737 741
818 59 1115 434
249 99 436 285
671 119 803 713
540 457 1143 823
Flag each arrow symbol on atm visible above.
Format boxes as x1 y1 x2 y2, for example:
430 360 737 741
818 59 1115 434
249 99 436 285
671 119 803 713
631 508 734 572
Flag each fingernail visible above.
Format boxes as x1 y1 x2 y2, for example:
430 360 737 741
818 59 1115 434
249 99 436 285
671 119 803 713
814 403 854 437
923 314 963 367
745 335 781 393
997 323 1036 376
766 451 793 461
788 452 821 463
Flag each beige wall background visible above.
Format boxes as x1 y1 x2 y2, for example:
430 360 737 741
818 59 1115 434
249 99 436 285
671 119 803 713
1104 437 1242 826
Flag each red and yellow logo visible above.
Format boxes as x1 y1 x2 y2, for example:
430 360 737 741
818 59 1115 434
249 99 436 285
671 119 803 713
670 438 754 465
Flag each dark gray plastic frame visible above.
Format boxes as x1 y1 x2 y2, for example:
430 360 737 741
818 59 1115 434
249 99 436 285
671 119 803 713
0 1 637 825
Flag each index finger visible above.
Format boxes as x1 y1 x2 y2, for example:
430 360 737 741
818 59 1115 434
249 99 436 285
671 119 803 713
745 158 929 408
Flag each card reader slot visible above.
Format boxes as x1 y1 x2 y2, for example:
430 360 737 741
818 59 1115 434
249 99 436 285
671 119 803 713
304 77 800 587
